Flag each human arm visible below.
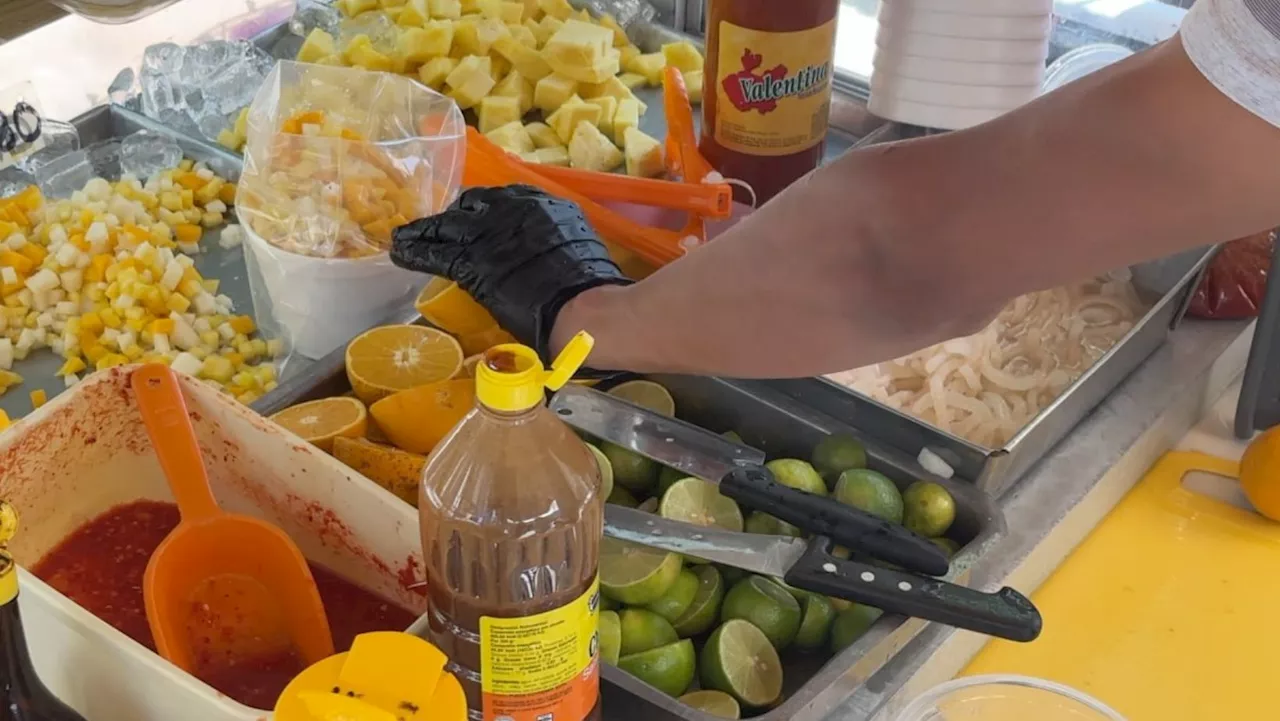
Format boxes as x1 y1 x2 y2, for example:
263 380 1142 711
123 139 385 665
549 23 1280 377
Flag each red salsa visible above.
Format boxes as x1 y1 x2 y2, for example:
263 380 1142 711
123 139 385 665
31 500 418 710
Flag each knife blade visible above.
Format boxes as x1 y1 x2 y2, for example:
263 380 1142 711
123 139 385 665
604 504 803 576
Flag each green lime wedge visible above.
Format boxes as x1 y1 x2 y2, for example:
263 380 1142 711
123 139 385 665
792 593 835 651
657 465 685 496
619 639 696 697
603 442 659 494
811 434 867 488
672 565 724 638
765 459 827 496
743 511 803 537
679 690 741 719
619 608 679 656
601 536 683 605
645 568 699 623
586 443 614 502
599 610 621 665
834 468 904 524
902 480 957 538
830 604 883 654
659 478 744 532
699 619 783 708
720 576 801 651
608 380 676 416
607 484 640 508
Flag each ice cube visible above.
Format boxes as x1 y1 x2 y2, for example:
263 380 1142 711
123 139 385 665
205 51 271 115
35 150 95 199
108 67 138 106
181 40 236 87
340 12 398 53
289 0 341 38
0 167 36 199
142 42 186 76
120 130 183 181
17 121 81 176
141 71 184 119
85 140 123 180
196 112 231 143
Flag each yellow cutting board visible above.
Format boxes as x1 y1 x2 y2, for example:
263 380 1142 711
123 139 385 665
963 451 1280 721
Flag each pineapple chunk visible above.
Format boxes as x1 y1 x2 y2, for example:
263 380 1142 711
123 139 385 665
597 14 630 47
617 72 646 90
568 121 623 172
492 34 552 80
532 15 563 45
418 56 458 89
683 69 704 104
381 0 408 7
585 96 618 138
581 75 644 112
445 55 496 109
297 28 336 63
397 0 430 26
612 96 640 146
489 54 512 80
538 0 573 20
339 0 380 15
623 127 664 178
508 22 538 48
619 44 641 69
662 41 704 74
399 21 454 63
478 96 523 134
518 0 541 22
533 73 578 113
542 20 618 82
345 36 397 72
521 146 570 166
486 121 536 154
314 54 345 66
524 122 562 149
428 0 462 17
627 52 666 86
494 0 525 23
454 16 509 56
547 96 602 144
493 70 535 115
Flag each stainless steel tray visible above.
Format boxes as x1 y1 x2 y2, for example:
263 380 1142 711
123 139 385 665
763 122 1216 497
0 104 274 420
253 327 1006 721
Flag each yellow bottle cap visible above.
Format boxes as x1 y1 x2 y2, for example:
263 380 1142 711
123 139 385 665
475 331 595 412
274 632 467 721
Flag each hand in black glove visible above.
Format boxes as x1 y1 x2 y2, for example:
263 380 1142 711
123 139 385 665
391 185 631 363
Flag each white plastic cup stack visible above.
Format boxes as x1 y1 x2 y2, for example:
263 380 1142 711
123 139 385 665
869 0 1055 130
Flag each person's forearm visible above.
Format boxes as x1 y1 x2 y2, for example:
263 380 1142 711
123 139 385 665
553 38 1280 377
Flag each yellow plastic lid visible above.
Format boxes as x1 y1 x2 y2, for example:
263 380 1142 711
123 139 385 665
274 632 467 721
475 331 594 412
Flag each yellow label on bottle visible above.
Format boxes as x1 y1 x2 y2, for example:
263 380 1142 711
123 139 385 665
479 576 600 721
713 19 837 157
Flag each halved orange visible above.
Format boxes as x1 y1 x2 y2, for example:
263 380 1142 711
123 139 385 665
415 278 498 336
458 326 517 357
1242 425 1280 521
345 325 464 404
370 379 476 454
461 354 484 378
269 397 369 452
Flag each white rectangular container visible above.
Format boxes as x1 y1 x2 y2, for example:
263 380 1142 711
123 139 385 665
0 366 424 720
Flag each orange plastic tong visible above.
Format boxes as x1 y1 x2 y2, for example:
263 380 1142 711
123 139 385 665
132 364 334 677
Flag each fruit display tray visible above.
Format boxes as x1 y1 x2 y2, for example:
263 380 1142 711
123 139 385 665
255 331 1007 721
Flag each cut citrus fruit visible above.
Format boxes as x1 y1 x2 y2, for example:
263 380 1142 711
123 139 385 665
458 326 517 357
792 592 835 651
699 619 784 708
599 610 622 665
332 436 426 506
659 478 744 532
369 378 475 455
719 576 802 650
586 443 615 501
679 690 741 719
415 278 498 336
270 397 368 452
345 325 464 405
644 568 699 623
829 604 883 654
618 639 696 698
672 565 725 638
618 608 679 656
1239 425 1280 519
608 379 675 416
600 536 683 605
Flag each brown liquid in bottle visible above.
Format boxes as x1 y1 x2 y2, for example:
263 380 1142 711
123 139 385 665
420 369 603 721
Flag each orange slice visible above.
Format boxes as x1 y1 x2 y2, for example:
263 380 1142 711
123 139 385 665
458 326 517 357
345 325 465 404
369 379 476 455
1242 425 1280 520
269 397 369 452
332 437 426 506
461 354 484 378
415 278 498 336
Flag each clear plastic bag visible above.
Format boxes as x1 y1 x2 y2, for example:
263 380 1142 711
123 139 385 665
235 61 465 360
1188 231 1274 320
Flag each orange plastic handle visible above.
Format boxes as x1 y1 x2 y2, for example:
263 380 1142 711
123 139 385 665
131 364 221 522
663 67 716 184
465 129 685 266
520 164 733 220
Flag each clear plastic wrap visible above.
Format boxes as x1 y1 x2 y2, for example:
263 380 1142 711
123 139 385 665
236 61 465 360
1188 231 1274 320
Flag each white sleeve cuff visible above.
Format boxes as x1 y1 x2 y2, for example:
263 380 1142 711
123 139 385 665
1182 0 1280 128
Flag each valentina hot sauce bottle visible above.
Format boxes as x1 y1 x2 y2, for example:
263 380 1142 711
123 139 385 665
701 0 840 204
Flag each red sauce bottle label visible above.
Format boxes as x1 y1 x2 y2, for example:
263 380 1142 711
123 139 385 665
713 19 837 157
478 577 601 721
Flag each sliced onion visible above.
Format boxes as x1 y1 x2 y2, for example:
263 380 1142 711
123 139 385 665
918 447 955 479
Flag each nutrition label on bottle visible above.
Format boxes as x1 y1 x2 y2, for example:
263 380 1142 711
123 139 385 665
479 578 600 721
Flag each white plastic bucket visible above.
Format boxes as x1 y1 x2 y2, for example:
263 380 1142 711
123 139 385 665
0 366 424 720
239 211 427 361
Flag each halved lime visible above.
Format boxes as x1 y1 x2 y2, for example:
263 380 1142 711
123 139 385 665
902 481 957 537
792 593 835 651
834 468 904 524
743 511 803 537
601 536 683 605
659 478 744 532
586 443 614 501
599 610 622 665
765 459 828 496
619 608 679 656
672 565 725 638
811 434 867 487
720 576 801 651
618 639 696 697
608 380 676 416
679 690 741 719
830 604 883 654
645 568 699 623
603 442 659 494
657 465 685 496
699 619 784 708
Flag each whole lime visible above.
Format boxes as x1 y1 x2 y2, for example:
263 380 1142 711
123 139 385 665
743 511 803 537
834 468 904 524
902 481 957 537
811 434 867 488
720 576 802 651
830 604 883 654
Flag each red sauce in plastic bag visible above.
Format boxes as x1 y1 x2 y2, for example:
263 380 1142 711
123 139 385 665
1188 231 1274 319
32 500 417 710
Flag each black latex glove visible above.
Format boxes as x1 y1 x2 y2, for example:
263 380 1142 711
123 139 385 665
391 185 631 364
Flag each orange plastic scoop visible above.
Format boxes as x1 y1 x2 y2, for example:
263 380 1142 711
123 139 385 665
514 162 733 220
663 66 716 184
132 364 334 678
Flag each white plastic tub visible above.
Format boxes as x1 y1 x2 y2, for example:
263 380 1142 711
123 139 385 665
0 366 424 720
